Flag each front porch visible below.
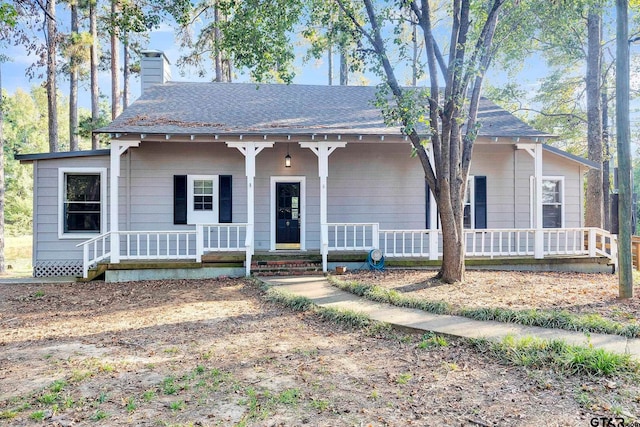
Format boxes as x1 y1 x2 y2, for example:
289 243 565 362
78 224 618 280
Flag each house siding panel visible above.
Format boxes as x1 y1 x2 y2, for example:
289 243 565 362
33 156 110 269
27 139 589 272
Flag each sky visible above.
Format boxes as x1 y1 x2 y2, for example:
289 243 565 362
0 13 550 112
1 4 638 131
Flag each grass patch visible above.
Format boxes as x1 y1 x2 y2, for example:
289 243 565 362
169 400 185 411
260 281 392 335
90 409 108 421
263 286 314 311
4 235 32 277
29 410 46 421
329 276 640 338
471 335 639 376
0 410 17 420
418 332 449 349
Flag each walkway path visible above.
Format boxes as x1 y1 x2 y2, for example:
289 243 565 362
259 275 640 360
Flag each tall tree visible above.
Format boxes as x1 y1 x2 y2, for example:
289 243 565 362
177 1 233 81
110 0 120 119
585 5 603 228
89 0 100 149
215 0 507 282
46 0 59 152
616 0 632 298
0 4 19 275
69 0 80 151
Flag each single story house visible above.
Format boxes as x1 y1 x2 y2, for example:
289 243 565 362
17 51 615 280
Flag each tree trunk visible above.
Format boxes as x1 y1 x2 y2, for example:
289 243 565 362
111 0 120 120
585 8 603 227
602 85 611 231
338 8 348 86
0 62 5 274
46 0 58 152
123 34 129 110
412 21 418 86
616 0 633 298
90 0 100 149
214 3 222 82
328 43 333 85
437 190 465 283
69 2 79 151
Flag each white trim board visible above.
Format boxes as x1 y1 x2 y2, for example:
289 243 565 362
270 176 306 251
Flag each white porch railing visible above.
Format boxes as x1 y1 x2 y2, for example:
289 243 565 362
321 223 618 272
77 224 251 278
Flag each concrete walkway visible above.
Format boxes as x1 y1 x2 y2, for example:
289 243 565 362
259 275 640 360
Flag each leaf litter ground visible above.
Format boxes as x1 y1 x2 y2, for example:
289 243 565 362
1 274 639 426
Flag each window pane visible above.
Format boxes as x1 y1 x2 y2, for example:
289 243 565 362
66 175 100 202
194 195 213 211
542 180 560 204
463 205 471 229
65 212 100 232
543 205 561 228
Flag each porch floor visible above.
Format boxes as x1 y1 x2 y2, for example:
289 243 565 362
80 252 614 282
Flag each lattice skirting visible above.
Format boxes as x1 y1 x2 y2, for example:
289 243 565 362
34 261 83 277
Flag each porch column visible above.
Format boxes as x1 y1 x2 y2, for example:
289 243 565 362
517 143 544 259
109 140 140 263
534 144 544 259
300 141 347 272
227 141 274 276
426 146 438 261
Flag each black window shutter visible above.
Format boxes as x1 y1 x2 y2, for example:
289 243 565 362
425 180 431 229
219 175 232 223
174 175 187 224
474 176 487 229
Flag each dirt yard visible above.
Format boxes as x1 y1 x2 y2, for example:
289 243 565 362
1 276 639 426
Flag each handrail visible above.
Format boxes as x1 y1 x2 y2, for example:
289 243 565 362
76 232 112 278
77 224 253 279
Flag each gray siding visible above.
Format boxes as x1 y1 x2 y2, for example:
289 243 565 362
30 140 588 266
34 156 110 263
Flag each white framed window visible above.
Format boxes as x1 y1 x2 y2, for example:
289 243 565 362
530 176 564 228
187 175 219 224
58 168 107 239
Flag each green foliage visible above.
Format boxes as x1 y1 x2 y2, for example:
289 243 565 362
0 3 17 27
2 87 94 235
90 409 108 421
29 410 46 421
473 335 639 377
218 0 305 83
418 332 449 349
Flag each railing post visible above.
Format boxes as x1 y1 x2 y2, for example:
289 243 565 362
534 229 544 259
245 224 253 277
196 224 203 263
429 230 438 260
82 244 89 279
321 223 328 272
372 223 379 250
588 228 597 258
111 232 120 263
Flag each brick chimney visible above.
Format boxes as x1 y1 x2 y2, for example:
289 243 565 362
140 50 171 93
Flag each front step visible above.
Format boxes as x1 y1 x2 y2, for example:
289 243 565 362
251 259 323 276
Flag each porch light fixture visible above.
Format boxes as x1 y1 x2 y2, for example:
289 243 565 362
285 144 291 168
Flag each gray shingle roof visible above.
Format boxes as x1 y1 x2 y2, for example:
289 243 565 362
98 82 551 139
